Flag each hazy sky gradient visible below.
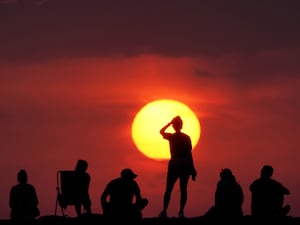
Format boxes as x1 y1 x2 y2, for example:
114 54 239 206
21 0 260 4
1 0 300 219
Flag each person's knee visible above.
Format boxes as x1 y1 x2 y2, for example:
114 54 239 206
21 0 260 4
180 189 187 196
140 198 149 209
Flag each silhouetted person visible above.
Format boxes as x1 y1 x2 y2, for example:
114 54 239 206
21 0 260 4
101 168 148 224
205 168 243 222
158 116 197 218
250 165 290 218
73 159 92 216
9 169 40 223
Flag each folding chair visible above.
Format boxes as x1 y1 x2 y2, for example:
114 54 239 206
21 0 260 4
55 170 78 217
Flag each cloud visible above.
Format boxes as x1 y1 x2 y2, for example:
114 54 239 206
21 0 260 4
0 0 48 4
194 69 216 78
0 0 299 62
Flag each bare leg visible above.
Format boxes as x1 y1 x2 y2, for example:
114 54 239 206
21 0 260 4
75 204 82 217
163 174 178 211
179 175 189 214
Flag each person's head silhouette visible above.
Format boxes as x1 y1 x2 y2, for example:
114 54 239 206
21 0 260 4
121 168 138 180
261 165 273 179
75 159 88 172
220 168 236 183
17 169 28 184
220 168 232 179
172 116 183 131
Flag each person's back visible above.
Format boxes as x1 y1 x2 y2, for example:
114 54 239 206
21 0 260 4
104 177 138 215
214 169 244 219
9 169 39 222
168 132 192 159
74 159 92 216
250 165 290 218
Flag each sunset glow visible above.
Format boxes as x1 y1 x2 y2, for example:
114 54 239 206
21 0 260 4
1 1 300 219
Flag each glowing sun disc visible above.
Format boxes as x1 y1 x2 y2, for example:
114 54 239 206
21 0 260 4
131 99 201 160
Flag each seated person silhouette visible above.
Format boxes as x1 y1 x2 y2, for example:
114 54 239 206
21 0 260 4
250 165 290 218
101 168 148 224
73 159 92 216
205 168 244 221
9 169 40 223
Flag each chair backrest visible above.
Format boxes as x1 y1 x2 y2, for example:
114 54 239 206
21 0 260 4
57 170 78 208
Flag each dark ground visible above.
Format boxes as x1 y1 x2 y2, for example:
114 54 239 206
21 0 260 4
0 214 299 225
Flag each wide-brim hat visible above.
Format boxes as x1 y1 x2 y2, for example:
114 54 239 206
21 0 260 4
121 168 138 179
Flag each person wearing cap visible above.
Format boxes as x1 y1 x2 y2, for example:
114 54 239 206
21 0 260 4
158 116 197 219
100 168 148 224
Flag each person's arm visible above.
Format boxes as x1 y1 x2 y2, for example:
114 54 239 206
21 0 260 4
85 173 91 193
281 183 290 195
160 121 172 136
134 182 143 203
187 136 197 181
238 184 244 205
32 185 39 205
191 162 197 181
9 187 15 208
249 181 256 192
100 184 112 215
101 185 110 207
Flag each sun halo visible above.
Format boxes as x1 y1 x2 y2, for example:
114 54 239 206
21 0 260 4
131 99 201 160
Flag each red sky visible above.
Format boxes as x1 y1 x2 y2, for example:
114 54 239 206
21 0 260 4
0 0 300 219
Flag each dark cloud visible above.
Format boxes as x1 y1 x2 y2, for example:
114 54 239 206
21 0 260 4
0 0 300 62
0 0 48 5
194 69 216 78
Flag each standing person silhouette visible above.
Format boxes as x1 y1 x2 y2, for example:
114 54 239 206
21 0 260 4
250 165 291 218
9 169 40 223
158 116 197 218
73 159 92 216
101 168 148 224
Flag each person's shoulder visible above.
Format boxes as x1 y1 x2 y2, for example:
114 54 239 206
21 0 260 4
270 178 282 186
127 179 139 187
270 179 288 188
249 178 260 187
236 182 243 191
109 177 121 183
181 132 191 139
24 183 36 190
162 132 172 138
10 184 19 191
113 177 128 186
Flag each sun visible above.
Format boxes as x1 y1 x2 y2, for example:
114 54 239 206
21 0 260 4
131 99 201 160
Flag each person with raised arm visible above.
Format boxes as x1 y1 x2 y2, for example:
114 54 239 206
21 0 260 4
158 116 197 218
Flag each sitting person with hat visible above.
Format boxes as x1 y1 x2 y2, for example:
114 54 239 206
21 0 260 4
101 168 148 224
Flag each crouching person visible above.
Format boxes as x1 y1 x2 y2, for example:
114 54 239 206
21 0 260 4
101 168 148 224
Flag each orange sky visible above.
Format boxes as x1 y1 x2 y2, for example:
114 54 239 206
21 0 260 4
1 0 300 219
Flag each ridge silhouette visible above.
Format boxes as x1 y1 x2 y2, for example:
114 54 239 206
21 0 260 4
5 146 294 224
4 162 296 225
